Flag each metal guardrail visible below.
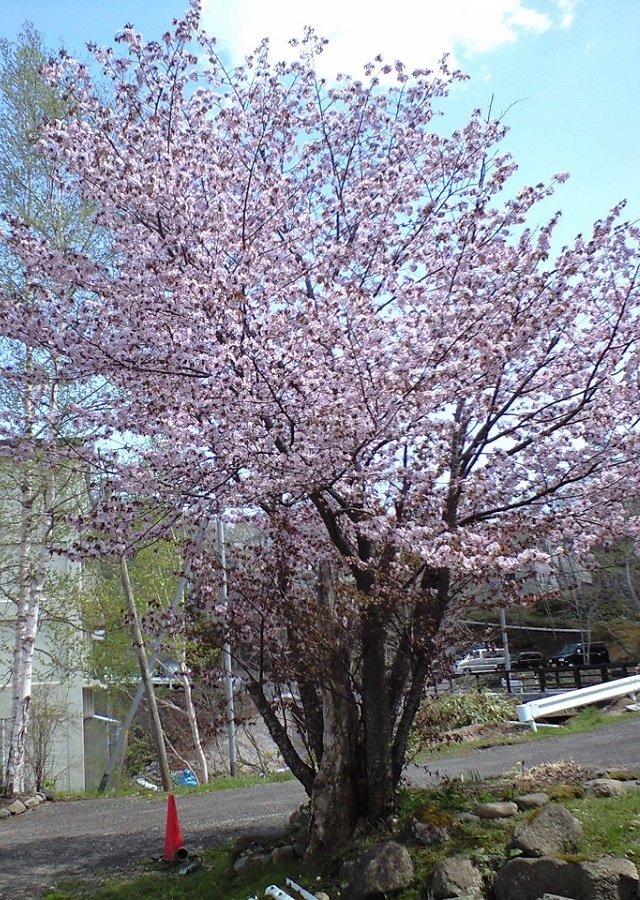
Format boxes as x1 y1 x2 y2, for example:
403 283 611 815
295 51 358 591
516 673 640 731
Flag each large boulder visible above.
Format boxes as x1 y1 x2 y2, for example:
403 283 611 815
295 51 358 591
343 840 414 900
493 857 583 900
584 779 632 798
510 804 583 857
493 856 639 900
578 857 639 899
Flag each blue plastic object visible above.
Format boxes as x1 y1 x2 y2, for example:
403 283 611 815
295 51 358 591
172 768 198 786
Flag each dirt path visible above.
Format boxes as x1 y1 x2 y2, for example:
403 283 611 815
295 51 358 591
0 780 307 899
407 711 640 783
3 714 640 898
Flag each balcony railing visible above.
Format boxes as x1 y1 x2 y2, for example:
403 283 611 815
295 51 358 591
502 662 637 694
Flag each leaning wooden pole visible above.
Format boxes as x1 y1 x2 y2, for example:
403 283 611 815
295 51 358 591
96 519 209 794
120 556 172 792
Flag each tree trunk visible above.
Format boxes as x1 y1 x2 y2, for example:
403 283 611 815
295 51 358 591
624 558 639 609
5 481 51 797
6 488 35 797
246 562 447 851
5 361 53 797
120 556 173 792
180 651 208 783
307 561 365 851
307 677 362 853
361 605 395 825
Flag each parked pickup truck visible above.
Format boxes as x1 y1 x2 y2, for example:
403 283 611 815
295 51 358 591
453 646 508 675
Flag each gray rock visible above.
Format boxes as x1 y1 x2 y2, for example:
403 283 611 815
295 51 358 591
538 896 575 900
493 855 639 900
474 801 518 819
232 855 250 873
510 804 583 857
493 857 583 900
291 840 306 858
343 840 414 900
584 778 629 798
456 812 480 823
7 800 26 815
405 816 450 846
428 854 484 899
0 808 10 819
247 852 272 869
232 851 271 873
577 857 639 899
289 807 310 839
538 896 575 899
271 844 295 865
514 792 549 810
24 796 42 809
604 768 640 781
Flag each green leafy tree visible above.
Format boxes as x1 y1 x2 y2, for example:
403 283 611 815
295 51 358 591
0 25 103 796
85 541 186 685
86 537 213 786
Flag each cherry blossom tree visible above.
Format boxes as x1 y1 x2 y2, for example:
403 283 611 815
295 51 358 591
2 2 640 845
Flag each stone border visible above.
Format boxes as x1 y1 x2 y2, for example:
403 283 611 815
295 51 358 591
0 792 49 819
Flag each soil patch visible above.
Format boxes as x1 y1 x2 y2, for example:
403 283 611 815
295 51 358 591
448 721 523 745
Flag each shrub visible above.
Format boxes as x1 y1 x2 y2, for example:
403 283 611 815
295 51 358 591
411 690 517 749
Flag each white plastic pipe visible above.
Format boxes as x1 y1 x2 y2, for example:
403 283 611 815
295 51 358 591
286 879 319 900
264 887 297 900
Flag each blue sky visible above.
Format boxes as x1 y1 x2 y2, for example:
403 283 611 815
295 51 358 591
2 0 639 249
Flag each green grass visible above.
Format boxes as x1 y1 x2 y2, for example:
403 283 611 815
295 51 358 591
44 847 337 900
44 760 640 900
553 703 613 733
566 790 640 867
58 769 293 803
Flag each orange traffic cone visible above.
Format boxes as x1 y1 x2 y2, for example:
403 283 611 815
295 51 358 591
163 793 188 862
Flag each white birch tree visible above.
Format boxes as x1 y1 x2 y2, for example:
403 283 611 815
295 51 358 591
0 26 101 795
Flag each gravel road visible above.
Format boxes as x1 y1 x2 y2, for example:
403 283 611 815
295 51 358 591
3 714 640 898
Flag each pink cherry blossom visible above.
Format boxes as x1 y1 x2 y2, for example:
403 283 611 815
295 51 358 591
3 3 640 847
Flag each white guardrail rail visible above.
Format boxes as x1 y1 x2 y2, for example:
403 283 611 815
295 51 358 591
516 673 640 731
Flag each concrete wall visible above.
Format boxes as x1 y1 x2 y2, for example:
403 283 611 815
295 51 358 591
0 599 87 793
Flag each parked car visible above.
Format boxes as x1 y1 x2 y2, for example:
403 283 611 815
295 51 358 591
548 641 609 667
510 650 545 670
453 646 507 675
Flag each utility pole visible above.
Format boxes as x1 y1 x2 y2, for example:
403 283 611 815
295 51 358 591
499 608 511 672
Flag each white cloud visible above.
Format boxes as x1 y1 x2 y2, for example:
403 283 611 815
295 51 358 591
557 0 580 28
200 0 578 75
